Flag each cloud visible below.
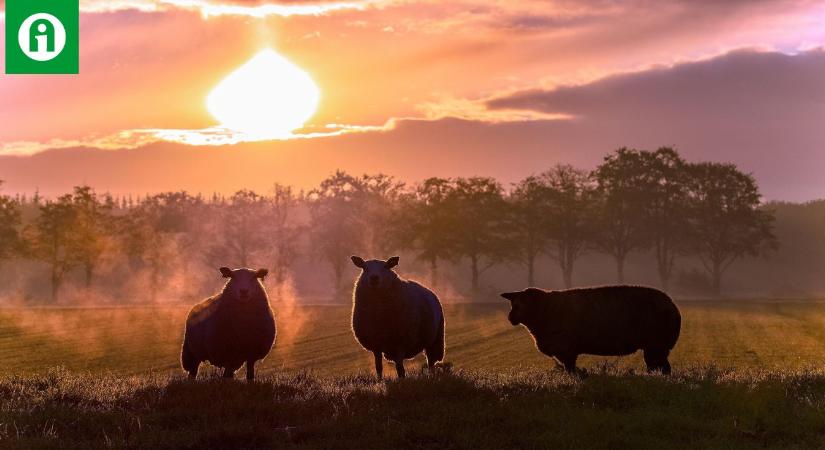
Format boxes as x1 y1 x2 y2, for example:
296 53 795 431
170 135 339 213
4 49 825 201
0 0 379 17
485 48 825 201
416 95 570 123
0 122 392 156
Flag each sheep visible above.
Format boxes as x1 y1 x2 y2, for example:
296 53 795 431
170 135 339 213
351 256 445 379
501 285 681 374
181 267 276 381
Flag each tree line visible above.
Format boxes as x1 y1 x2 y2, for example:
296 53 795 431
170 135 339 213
0 147 777 303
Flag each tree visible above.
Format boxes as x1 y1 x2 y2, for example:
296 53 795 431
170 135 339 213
0 182 23 266
268 184 302 298
686 162 778 295
640 148 692 291
308 171 404 299
448 177 510 297
542 165 595 288
511 166 595 289
68 186 114 288
357 173 406 256
307 171 368 298
27 195 79 302
120 192 203 302
205 190 270 267
394 178 458 289
510 175 551 287
591 148 652 283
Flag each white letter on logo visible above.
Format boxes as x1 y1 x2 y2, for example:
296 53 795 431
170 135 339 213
18 13 67 62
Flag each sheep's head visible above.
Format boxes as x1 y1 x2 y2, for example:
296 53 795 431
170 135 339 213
500 288 546 325
220 267 269 302
351 256 400 292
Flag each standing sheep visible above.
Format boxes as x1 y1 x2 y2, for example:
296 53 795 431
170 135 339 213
501 286 681 374
181 267 276 381
351 256 445 379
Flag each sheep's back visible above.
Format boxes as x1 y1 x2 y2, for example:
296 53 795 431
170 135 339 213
545 286 680 356
402 281 443 355
183 294 221 362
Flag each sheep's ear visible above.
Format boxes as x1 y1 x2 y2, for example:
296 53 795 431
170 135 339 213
256 268 269 279
385 256 400 269
351 256 365 268
220 267 233 278
500 291 520 302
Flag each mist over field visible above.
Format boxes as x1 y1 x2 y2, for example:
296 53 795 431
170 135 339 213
1 146 823 307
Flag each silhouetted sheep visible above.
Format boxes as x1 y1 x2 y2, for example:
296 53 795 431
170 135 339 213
351 256 445 378
181 267 276 381
501 286 681 374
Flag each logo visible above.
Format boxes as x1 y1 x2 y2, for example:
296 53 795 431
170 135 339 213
5 0 79 74
18 14 67 62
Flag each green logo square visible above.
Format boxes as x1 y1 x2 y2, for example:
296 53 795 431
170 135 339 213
5 0 79 74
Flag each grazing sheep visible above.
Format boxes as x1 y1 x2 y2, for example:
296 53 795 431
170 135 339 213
181 267 276 381
501 286 681 374
351 256 445 379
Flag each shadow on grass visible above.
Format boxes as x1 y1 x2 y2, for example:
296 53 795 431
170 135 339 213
2 366 825 449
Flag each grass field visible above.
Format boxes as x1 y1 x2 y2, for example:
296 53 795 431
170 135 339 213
3 300 825 448
3 300 825 375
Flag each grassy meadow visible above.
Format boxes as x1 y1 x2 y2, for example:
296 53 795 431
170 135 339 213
3 300 825 448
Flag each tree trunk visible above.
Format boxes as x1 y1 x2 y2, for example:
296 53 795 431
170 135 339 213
711 260 723 297
149 263 160 303
562 263 573 289
85 263 93 288
526 253 535 287
51 264 60 303
470 254 479 299
656 242 672 292
429 257 439 289
616 255 626 284
333 261 344 302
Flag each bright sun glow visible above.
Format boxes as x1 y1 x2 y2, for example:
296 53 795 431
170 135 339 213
207 49 320 139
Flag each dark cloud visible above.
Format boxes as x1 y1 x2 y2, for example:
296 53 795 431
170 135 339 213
487 48 825 201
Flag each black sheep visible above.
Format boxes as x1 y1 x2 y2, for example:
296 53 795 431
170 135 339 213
501 286 681 374
181 267 276 380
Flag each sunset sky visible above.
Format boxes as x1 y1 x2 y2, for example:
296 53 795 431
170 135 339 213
1 0 824 200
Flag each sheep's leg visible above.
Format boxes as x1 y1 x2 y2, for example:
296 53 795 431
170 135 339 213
373 352 383 379
394 357 406 379
181 344 199 379
643 349 672 375
222 367 235 379
246 360 256 381
557 353 578 374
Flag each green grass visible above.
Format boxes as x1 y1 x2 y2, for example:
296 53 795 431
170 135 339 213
2 300 825 448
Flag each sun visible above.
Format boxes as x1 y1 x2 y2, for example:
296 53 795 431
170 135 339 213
207 49 320 139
